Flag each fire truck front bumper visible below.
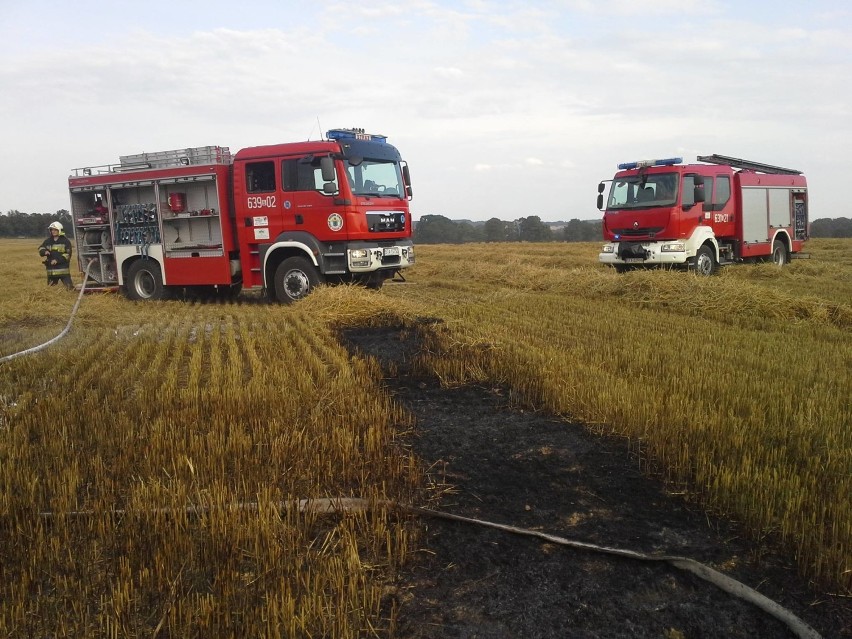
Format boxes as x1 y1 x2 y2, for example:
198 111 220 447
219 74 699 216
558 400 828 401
599 241 689 267
347 241 415 273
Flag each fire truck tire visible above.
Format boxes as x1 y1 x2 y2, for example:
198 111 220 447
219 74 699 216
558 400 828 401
771 240 788 267
273 257 321 303
693 245 717 276
125 259 166 301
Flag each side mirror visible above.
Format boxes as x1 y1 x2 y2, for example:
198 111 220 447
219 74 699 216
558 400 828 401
596 193 604 210
320 156 335 182
682 173 704 209
402 164 413 199
323 182 337 195
598 182 605 194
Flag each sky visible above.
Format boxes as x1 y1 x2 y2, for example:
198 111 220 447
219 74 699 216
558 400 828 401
1 0 850 223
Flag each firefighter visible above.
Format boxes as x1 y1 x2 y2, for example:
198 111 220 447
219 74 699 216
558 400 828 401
38 222 74 290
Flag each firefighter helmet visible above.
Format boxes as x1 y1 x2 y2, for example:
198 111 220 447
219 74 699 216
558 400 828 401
48 222 63 232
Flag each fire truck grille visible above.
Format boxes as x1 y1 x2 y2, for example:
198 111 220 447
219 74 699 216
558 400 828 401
367 212 405 232
613 227 664 237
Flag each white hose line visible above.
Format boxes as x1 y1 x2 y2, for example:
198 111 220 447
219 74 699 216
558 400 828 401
407 505 822 639
35 496 821 639
0 263 93 365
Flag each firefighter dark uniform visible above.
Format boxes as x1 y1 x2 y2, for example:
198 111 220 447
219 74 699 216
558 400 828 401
38 222 74 290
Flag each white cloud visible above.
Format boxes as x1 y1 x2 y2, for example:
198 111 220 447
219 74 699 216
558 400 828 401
433 66 465 78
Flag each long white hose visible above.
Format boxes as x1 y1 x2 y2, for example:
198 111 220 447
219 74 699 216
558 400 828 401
0 263 92 364
36 497 822 639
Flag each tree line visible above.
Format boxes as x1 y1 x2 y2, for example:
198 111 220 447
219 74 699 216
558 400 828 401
1 210 74 238
414 215 603 244
809 217 852 238
2 210 850 242
414 215 852 244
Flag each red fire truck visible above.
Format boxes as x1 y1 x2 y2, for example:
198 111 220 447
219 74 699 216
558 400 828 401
597 154 809 274
68 129 414 301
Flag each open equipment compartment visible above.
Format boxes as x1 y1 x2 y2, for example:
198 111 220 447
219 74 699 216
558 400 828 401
69 187 117 285
159 176 225 258
69 145 234 290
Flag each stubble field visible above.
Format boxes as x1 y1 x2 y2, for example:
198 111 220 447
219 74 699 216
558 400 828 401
0 237 849 637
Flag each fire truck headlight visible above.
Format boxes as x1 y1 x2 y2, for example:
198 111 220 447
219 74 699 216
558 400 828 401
349 248 371 267
661 243 685 252
602 245 615 253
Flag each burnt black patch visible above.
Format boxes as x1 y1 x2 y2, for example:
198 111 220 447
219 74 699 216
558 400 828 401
340 325 849 639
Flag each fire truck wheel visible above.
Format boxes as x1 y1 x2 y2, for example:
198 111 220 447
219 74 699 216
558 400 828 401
693 245 717 276
126 259 165 300
273 257 321 303
771 240 788 267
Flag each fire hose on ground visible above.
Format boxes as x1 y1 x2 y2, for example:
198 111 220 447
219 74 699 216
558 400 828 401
36 497 821 639
0 261 93 365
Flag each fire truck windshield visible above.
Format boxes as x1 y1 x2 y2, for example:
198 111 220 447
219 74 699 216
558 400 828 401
607 173 678 209
345 159 405 197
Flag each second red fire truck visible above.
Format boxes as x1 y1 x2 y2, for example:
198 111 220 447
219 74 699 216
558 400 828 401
68 128 415 302
597 154 809 274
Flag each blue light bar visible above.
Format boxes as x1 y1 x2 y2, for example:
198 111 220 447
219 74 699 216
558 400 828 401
326 128 387 144
617 157 683 170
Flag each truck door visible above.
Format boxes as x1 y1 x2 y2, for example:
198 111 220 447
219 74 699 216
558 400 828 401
236 160 279 288
703 174 736 238
280 155 345 240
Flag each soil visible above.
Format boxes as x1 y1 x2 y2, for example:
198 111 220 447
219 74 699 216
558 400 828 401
341 325 851 639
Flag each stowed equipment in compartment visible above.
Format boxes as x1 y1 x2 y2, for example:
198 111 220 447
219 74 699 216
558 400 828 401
70 190 117 285
68 144 235 293
160 179 225 258
115 203 160 249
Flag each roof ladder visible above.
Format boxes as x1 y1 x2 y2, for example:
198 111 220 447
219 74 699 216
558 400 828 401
696 154 802 175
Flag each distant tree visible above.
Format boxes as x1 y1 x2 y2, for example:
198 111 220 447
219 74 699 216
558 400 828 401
506 220 520 242
561 218 602 242
483 217 510 242
810 217 852 238
0 210 73 238
517 216 552 242
414 214 462 244
456 221 484 243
